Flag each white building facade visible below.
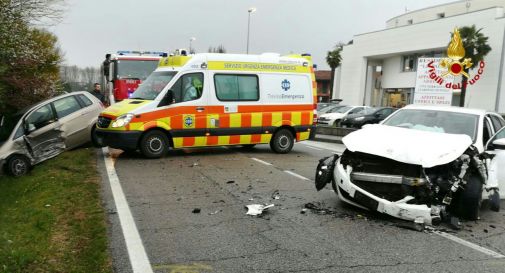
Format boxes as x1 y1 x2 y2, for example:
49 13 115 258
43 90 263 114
336 0 505 112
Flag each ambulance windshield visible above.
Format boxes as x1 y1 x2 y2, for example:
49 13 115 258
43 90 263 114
130 71 177 100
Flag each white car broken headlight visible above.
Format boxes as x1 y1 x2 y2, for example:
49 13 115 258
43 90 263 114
111 113 134 128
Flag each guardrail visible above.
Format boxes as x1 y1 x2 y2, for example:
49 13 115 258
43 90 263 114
316 125 357 137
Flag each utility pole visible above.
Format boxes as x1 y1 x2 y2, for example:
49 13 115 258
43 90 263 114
247 7 256 54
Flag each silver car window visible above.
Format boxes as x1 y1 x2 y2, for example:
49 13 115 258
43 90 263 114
53 96 82 119
490 127 505 142
78 94 93 107
25 104 55 130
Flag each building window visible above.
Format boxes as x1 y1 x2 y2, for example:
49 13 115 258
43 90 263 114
402 55 417 72
433 51 444 58
437 13 445 18
407 19 413 25
418 50 444 58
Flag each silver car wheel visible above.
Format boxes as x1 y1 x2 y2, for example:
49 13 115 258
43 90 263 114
12 158 27 176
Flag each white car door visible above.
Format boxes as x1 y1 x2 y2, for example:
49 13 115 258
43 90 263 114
485 126 505 196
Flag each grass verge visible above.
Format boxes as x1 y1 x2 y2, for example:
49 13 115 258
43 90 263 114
0 147 112 273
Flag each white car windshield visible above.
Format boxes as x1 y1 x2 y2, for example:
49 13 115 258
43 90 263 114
329 106 351 114
319 105 339 113
383 109 479 141
130 71 177 100
355 107 376 115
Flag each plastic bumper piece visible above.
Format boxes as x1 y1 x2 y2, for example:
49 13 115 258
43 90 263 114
333 158 438 225
95 129 141 151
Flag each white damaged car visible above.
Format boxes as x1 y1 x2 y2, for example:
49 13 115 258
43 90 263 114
315 105 505 227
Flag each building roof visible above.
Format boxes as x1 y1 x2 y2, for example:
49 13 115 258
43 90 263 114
315 70 332 81
386 0 505 28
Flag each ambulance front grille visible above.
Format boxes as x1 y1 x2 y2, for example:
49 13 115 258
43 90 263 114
97 116 112 128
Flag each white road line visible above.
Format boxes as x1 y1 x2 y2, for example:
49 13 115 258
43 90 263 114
249 157 311 181
102 148 154 273
304 145 323 151
434 231 505 259
251 157 273 166
284 170 311 181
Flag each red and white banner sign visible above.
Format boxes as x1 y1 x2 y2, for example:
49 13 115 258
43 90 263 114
413 58 454 106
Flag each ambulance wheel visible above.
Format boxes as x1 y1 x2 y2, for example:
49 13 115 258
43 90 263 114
270 128 294 154
140 130 169 159
6 155 31 177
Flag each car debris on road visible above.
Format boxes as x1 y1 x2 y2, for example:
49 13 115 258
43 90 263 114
271 189 281 200
246 204 274 216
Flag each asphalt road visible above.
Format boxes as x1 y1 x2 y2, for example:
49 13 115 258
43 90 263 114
98 140 505 273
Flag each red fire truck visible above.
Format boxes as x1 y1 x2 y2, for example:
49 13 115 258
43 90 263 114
102 51 165 103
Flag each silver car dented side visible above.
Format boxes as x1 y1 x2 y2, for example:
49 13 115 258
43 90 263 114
0 110 67 168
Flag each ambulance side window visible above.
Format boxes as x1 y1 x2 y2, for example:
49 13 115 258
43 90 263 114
214 74 259 101
171 73 204 103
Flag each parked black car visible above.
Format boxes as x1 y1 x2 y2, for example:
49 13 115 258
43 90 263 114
340 107 396 129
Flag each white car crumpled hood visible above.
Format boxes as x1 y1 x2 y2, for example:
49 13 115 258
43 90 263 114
342 124 473 168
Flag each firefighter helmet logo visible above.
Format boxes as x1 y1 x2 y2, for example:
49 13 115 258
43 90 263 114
440 28 473 78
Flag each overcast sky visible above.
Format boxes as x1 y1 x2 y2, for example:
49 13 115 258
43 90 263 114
50 0 455 69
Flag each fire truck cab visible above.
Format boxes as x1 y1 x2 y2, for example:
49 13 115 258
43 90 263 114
102 51 165 103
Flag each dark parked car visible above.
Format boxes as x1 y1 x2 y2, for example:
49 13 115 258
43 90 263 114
340 107 396 128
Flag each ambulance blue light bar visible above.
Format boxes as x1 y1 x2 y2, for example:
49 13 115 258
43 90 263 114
117 51 166 56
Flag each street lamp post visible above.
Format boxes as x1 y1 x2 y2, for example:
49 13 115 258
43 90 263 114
246 7 256 54
189 37 196 54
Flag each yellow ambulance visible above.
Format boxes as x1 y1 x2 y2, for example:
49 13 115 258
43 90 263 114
95 52 317 158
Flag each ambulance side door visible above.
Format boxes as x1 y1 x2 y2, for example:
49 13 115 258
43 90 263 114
165 71 208 143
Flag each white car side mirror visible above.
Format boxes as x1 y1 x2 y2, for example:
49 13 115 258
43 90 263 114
491 138 505 150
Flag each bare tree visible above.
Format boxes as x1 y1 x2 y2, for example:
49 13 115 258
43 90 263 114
83 67 99 85
3 0 65 25
60 65 101 92
208 45 226 53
